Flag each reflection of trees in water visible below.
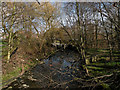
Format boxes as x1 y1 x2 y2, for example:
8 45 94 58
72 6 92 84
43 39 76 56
48 57 64 68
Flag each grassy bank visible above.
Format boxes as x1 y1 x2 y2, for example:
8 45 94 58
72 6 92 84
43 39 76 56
86 49 120 76
2 48 59 88
2 59 37 87
86 61 120 77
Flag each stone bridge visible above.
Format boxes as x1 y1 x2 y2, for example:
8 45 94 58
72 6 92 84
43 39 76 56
51 40 67 49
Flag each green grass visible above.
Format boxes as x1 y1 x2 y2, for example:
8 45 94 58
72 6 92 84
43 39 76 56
87 66 104 70
87 48 120 55
0 41 2 49
2 66 28 86
0 44 2 56
86 48 120 77
89 61 120 67
86 49 110 56
2 59 36 86
90 70 110 76
2 41 8 45
2 67 22 83
87 61 120 77
97 49 109 53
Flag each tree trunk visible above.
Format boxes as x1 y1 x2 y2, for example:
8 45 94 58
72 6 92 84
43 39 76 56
99 4 113 61
76 2 86 64
95 21 98 50
7 3 15 61
7 32 12 60
76 2 89 76
117 1 120 50
83 19 87 50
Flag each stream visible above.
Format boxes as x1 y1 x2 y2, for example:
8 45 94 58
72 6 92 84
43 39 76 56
3 49 85 89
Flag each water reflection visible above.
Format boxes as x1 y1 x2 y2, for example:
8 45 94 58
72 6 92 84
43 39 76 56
3 50 81 89
44 56 71 69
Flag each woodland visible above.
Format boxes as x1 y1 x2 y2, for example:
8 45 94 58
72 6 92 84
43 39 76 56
1 1 120 89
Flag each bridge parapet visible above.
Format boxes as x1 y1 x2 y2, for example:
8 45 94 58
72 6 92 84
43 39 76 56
51 42 67 49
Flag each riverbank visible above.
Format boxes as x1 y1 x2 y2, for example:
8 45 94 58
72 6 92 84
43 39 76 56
2 48 120 89
2 49 84 89
2 47 60 88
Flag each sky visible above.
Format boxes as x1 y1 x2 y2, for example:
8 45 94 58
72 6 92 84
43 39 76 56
1 0 119 2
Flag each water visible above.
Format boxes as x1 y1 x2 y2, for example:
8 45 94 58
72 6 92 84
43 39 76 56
3 49 83 89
